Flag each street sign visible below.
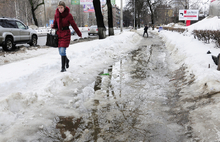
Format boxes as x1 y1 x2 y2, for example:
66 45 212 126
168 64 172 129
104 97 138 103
49 20 54 26
83 4 95 12
179 10 199 21
111 0 115 5
71 0 80 5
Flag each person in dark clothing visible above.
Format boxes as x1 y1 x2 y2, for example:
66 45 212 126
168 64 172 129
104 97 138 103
51 1 82 72
143 25 148 37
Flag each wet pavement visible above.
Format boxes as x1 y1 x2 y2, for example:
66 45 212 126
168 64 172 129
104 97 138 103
53 33 189 141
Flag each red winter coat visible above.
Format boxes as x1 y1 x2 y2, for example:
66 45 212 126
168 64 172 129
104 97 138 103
52 6 82 47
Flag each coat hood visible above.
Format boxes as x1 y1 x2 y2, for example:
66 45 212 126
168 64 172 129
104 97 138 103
55 6 70 31
55 6 70 18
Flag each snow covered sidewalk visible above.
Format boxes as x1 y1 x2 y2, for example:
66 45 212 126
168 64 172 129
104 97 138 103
0 31 141 141
1 16 220 141
0 29 188 141
105 32 187 141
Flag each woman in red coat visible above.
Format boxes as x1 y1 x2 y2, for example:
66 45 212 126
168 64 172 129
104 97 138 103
51 1 82 72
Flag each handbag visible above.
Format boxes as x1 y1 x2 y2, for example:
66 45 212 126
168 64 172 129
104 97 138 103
46 29 58 47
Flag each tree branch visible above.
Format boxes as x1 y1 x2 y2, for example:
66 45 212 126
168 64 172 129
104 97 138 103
34 0 44 11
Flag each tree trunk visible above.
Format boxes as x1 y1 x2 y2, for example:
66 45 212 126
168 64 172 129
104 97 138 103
93 0 106 39
107 0 114 36
151 13 154 30
28 0 44 26
137 12 140 28
31 6 38 26
147 0 154 30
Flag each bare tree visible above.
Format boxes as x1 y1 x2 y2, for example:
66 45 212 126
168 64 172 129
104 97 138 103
0 0 16 18
123 8 133 27
93 0 106 39
107 0 114 36
125 0 164 29
0 0 34 25
154 4 173 25
28 0 45 26
17 0 33 25
145 0 164 29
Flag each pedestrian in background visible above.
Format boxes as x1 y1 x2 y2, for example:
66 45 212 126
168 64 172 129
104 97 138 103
51 1 82 72
143 24 148 37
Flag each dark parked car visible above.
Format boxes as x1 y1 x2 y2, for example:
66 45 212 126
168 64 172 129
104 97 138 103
0 17 38 51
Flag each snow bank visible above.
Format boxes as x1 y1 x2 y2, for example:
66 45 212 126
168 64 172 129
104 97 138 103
154 16 220 141
157 30 220 97
154 16 220 96
187 16 220 32
0 31 141 141
161 16 220 33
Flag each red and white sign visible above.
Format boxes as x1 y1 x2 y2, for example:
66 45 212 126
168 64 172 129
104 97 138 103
211 0 216 2
179 10 199 21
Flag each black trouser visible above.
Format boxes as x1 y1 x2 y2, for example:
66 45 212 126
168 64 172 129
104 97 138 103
143 31 148 37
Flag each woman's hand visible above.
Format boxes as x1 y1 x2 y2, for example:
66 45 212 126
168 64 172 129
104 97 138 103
50 24 54 28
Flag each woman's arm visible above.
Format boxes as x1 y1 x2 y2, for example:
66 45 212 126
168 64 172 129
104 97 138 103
69 15 82 37
51 15 58 29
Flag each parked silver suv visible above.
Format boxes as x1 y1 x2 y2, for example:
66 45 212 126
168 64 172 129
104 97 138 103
0 17 38 51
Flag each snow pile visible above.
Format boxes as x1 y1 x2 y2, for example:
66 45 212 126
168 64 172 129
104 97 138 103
187 16 220 32
161 16 220 33
0 47 52 65
162 22 185 28
154 16 220 141
158 30 220 94
156 16 220 95
0 31 141 141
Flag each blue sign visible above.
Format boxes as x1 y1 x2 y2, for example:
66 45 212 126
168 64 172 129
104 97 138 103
49 20 54 26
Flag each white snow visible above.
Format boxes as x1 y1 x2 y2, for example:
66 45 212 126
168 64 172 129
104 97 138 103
154 16 220 141
0 31 141 141
156 16 220 95
1 16 220 141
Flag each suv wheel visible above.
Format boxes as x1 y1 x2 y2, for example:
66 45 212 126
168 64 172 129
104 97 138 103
29 35 37 46
3 37 15 51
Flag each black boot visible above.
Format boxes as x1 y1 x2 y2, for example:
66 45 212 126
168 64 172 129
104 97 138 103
212 53 220 65
212 55 218 65
61 56 66 72
65 56 69 68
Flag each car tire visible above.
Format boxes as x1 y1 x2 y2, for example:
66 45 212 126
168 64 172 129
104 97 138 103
29 35 37 46
2 37 15 51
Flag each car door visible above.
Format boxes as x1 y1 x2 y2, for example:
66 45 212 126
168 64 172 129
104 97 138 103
6 20 20 42
16 21 30 41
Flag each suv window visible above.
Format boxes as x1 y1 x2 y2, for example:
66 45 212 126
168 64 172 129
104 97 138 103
0 20 7 28
16 21 26 29
6 20 17 28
